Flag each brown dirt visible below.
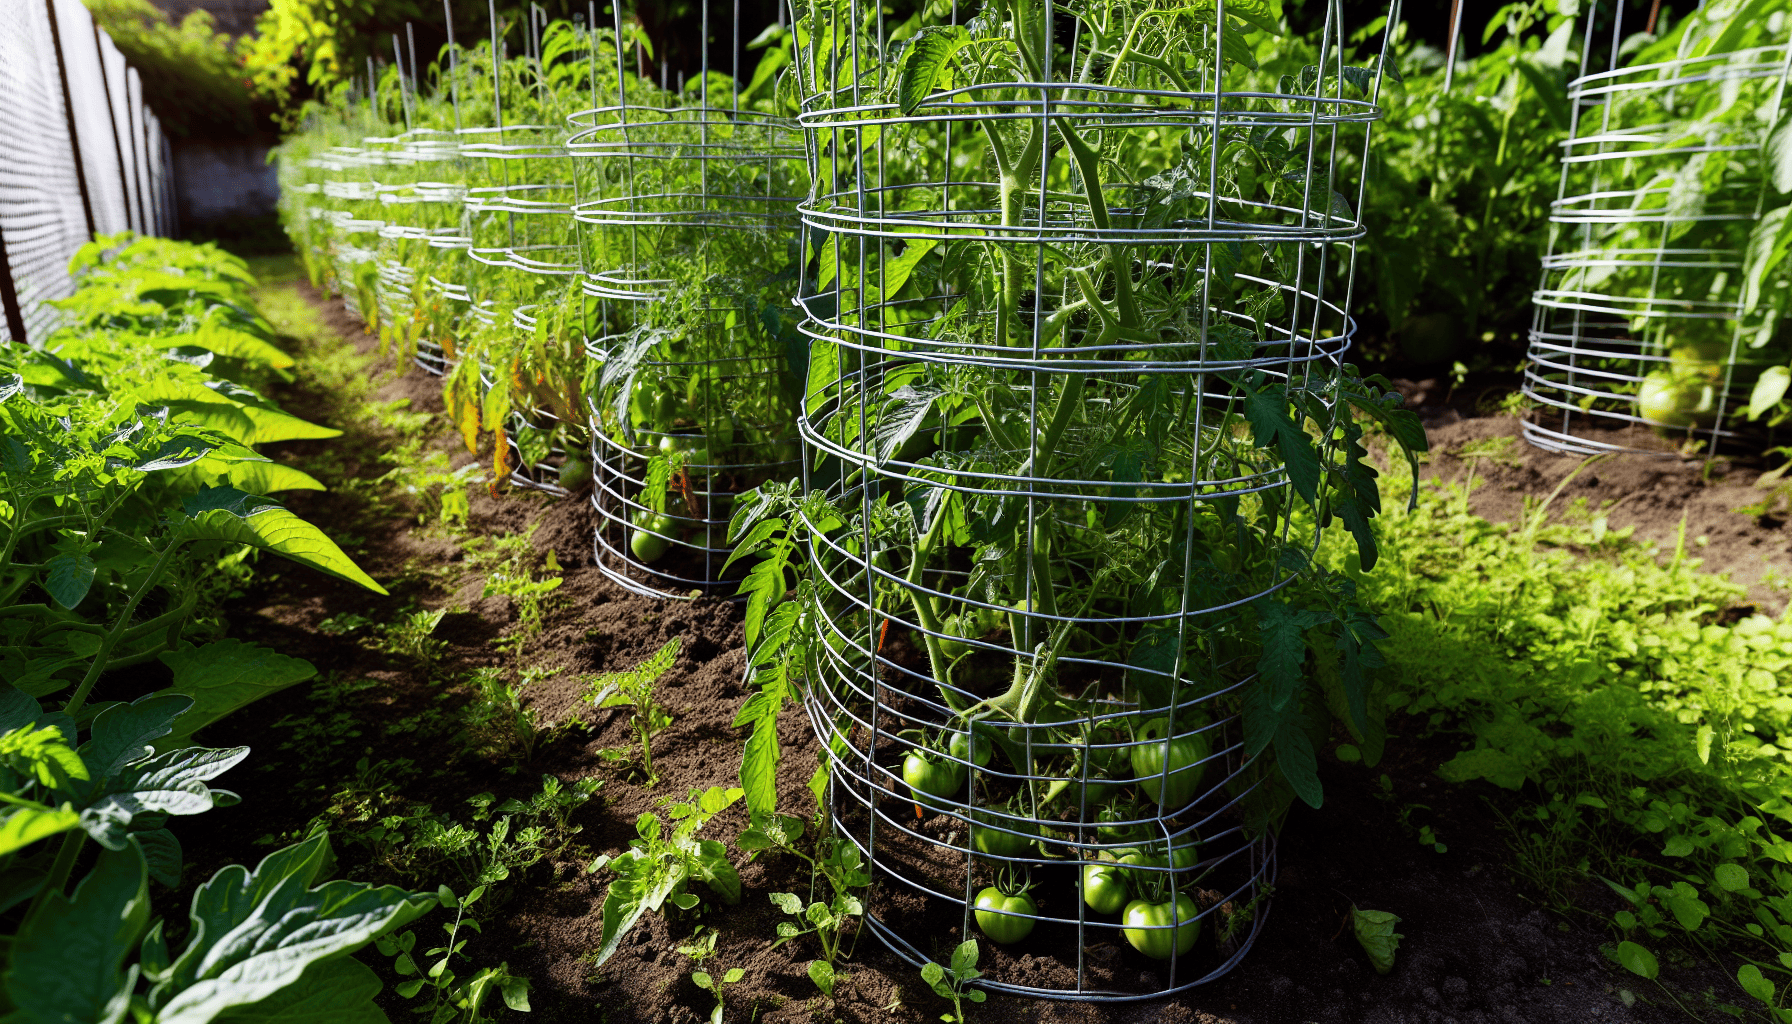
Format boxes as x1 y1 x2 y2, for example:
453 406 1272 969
164 296 1726 1024
1399 380 1792 615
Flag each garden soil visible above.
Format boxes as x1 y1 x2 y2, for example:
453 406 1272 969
167 289 1766 1024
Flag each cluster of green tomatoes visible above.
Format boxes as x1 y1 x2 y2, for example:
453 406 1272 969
899 717 1212 960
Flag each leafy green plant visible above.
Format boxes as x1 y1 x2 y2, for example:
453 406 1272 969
85 0 269 137
336 775 598 894
744 813 870 992
377 883 534 1024
5 826 433 1022
1336 463 1792 983
380 608 450 673
584 638 680 785
586 786 744 970
1359 0 1574 362
691 966 746 1024
465 666 585 763
919 940 987 1024
1352 906 1403 975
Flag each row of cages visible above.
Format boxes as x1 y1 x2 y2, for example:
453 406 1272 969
282 0 1423 1001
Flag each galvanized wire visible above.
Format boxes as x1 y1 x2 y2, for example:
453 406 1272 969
1524 11 1792 455
786 0 1395 998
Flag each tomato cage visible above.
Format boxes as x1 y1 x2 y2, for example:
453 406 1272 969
462 127 582 281
580 256 806 600
1524 2 1792 456
357 132 473 375
494 297 598 496
559 2 810 598
783 0 1395 999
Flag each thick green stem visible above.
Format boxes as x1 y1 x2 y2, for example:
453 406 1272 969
19 829 85 935
62 540 185 718
0 489 37 580
901 511 957 704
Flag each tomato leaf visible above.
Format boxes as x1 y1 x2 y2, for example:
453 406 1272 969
896 26 970 115
155 640 318 750
1352 906 1402 974
3 840 148 1023
178 486 386 594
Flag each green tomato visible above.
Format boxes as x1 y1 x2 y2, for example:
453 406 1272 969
1128 835 1200 885
1129 718 1208 811
1081 861 1131 915
1637 370 1718 429
557 456 593 490
628 510 674 563
974 887 1037 944
1122 894 1201 960
1095 801 1146 842
658 434 712 470
970 811 1038 860
902 750 965 810
936 614 972 659
947 729 994 770
965 602 1005 637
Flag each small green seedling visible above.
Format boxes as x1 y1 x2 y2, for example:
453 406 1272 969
692 967 745 1024
378 883 533 1023
920 940 985 1023
742 812 871 985
585 637 681 784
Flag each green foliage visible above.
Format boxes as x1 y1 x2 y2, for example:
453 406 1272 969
690 966 746 1024
1359 0 1575 361
1352 906 1402 974
376 884 534 1024
919 940 986 1023
465 666 585 763
584 638 680 785
3 828 435 1023
84 0 270 137
1340 464 1792 981
586 786 744 971
743 813 870 982
332 774 600 894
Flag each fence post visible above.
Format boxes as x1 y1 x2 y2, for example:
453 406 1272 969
90 12 132 233
44 0 96 239
0 223 29 345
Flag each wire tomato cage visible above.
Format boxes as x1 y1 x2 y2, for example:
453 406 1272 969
580 256 806 600
782 0 1397 999
564 0 810 599
1524 0 1792 456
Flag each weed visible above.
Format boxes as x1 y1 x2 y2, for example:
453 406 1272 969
1455 434 1522 469
380 607 451 674
919 941 985 1023
678 926 721 966
693 967 746 1024
742 814 870 989
463 526 565 647
378 883 534 1023
584 638 680 785
318 611 375 635
586 786 745 970
335 775 599 895
464 665 585 763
